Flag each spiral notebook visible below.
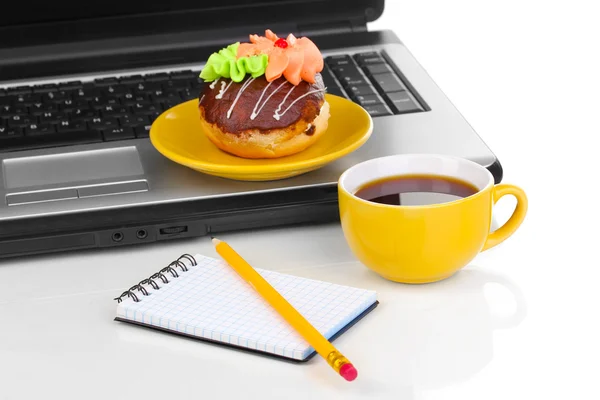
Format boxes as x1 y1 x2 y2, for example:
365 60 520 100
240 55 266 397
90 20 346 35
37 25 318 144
113 253 378 361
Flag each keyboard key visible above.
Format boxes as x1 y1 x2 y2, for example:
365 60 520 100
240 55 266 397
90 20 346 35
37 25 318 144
149 89 167 99
14 93 43 105
73 88 102 100
170 70 196 80
15 104 30 115
160 99 184 110
0 104 15 118
69 108 98 121
7 115 36 128
362 104 392 117
341 76 369 88
154 89 182 100
133 103 162 115
100 105 130 117
363 64 393 76
1 104 26 116
370 73 406 93
331 65 364 80
7 86 32 95
146 111 161 120
43 91 70 102
158 93 185 109
56 99 75 111
120 115 150 127
122 93 149 105
59 81 83 90
0 89 5 97
134 82 162 93
354 52 385 65
190 79 205 90
94 77 119 87
57 99 89 111
39 111 63 124
89 116 119 130
56 120 87 133
91 96 120 107
163 80 191 90
354 94 384 107
32 83 58 93
102 127 136 141
0 126 23 139
24 123 56 136
385 91 423 113
321 67 340 84
104 85 129 96
30 103 59 115
325 55 353 67
119 75 144 84
180 88 198 101
144 73 169 82
28 102 43 112
133 125 153 138
346 85 377 97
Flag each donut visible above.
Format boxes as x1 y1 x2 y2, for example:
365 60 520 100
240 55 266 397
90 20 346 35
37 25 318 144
197 29 330 159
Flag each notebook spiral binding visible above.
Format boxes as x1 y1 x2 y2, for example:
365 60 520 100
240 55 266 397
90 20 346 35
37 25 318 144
113 254 198 303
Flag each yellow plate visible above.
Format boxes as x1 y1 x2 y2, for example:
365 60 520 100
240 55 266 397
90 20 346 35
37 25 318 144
149 94 373 181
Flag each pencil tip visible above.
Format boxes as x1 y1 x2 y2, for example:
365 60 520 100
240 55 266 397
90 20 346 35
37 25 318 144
211 237 221 245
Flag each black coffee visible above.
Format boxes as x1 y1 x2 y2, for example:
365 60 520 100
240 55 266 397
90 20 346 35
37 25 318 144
354 174 479 206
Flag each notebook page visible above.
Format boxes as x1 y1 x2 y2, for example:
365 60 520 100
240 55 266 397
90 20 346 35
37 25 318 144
116 254 377 360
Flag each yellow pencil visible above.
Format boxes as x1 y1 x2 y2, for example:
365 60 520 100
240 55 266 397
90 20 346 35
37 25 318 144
211 237 358 381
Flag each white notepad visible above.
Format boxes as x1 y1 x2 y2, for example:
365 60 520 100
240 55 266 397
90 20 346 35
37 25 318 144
114 253 378 361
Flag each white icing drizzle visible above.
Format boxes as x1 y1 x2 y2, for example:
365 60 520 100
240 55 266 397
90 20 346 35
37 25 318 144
209 78 220 89
199 95 205 104
274 85 296 117
250 80 289 120
273 87 327 121
227 77 256 119
215 80 233 99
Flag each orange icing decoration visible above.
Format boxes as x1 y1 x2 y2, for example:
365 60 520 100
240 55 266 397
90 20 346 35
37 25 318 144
236 29 324 86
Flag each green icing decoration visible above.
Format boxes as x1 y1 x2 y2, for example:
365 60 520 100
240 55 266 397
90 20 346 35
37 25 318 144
199 42 268 82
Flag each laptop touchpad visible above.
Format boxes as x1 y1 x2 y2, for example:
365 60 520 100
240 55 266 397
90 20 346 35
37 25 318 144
3 147 144 189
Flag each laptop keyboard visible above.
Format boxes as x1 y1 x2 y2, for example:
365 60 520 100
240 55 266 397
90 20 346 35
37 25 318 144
0 51 424 153
322 52 424 117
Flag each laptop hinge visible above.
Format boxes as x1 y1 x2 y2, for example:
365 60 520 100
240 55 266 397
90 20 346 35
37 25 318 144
297 17 367 37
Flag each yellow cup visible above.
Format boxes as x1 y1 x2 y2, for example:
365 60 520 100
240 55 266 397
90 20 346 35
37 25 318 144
338 154 528 283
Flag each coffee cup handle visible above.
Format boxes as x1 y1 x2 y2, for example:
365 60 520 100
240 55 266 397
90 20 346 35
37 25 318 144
482 184 528 251
484 273 528 330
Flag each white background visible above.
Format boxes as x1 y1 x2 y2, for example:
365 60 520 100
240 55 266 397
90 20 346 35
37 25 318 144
371 1 600 398
1 1 600 399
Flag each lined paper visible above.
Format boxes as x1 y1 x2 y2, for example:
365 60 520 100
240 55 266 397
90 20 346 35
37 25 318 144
116 254 377 360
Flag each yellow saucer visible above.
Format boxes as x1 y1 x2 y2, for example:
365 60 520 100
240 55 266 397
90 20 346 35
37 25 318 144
149 94 373 181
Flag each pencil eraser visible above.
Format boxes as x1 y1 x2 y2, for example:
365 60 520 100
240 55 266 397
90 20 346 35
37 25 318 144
340 363 358 381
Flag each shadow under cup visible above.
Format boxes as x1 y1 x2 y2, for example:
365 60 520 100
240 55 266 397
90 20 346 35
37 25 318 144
338 154 527 283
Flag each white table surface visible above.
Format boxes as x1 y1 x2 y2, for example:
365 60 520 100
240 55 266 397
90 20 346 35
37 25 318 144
2 1 599 399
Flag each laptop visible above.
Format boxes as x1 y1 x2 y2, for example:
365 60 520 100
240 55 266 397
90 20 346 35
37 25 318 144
0 1 502 259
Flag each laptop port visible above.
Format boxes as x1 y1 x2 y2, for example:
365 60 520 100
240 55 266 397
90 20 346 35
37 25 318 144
112 232 124 242
136 229 148 239
159 226 188 235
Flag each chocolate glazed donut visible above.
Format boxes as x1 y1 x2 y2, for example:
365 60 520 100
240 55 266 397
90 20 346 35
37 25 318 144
197 73 330 159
